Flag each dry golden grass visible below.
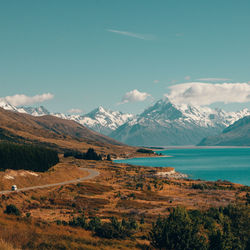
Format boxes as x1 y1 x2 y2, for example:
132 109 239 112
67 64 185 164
0 107 141 158
0 157 248 249
0 157 89 190
0 214 146 249
0 238 20 250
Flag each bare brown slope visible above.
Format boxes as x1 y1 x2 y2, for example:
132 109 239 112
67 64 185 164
0 108 135 155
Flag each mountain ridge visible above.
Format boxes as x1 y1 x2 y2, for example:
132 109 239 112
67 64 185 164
198 115 250 146
0 107 137 158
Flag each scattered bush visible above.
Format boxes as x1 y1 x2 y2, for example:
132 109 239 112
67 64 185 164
95 217 136 239
68 215 86 228
4 204 21 216
67 215 138 239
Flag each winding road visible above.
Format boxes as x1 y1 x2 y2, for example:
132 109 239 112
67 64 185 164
0 168 100 195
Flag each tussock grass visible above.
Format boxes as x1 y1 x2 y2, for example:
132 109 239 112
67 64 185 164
0 238 20 250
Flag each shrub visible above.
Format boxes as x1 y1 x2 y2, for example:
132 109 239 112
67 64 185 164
4 204 21 216
68 215 86 228
88 217 101 231
94 217 134 239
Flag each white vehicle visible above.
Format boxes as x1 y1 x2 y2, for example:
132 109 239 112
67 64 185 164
11 185 17 191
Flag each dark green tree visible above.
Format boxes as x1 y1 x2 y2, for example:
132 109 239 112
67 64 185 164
149 207 206 250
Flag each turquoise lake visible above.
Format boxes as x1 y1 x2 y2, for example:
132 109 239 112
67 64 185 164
115 147 250 186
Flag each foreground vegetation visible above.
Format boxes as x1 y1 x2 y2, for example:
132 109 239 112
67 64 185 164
0 142 59 172
0 156 249 249
0 203 249 249
150 205 250 250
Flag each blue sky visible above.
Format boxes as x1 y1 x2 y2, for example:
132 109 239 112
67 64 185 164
1 0 250 114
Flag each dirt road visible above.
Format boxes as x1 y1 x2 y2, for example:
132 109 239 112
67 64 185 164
0 168 99 195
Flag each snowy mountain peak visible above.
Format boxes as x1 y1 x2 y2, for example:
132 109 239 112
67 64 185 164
97 106 105 112
79 106 134 135
1 96 250 146
0 98 19 112
0 99 50 116
18 106 50 116
111 98 250 146
53 106 134 135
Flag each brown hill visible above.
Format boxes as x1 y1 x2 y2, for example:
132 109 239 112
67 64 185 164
0 108 135 156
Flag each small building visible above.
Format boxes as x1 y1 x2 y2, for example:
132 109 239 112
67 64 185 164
11 185 17 191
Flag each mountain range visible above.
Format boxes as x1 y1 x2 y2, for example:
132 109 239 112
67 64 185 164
198 115 250 146
110 99 250 146
0 105 139 160
54 106 134 135
0 98 249 146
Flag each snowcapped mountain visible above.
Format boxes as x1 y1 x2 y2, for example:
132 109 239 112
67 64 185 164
0 99 134 135
17 106 50 116
0 99 19 112
110 98 250 146
55 106 134 135
1 97 249 146
0 99 50 116
199 115 250 146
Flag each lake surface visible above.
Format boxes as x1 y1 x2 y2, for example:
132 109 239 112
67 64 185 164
115 147 250 186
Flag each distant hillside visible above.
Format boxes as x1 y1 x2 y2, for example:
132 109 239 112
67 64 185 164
0 108 135 156
198 115 250 146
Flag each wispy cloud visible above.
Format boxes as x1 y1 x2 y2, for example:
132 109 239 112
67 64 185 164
196 78 232 82
184 76 191 81
165 82 250 106
119 89 151 104
107 29 154 40
3 93 54 106
68 108 83 114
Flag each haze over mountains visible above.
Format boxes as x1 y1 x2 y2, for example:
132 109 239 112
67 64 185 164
0 98 249 146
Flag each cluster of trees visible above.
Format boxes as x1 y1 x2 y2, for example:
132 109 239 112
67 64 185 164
136 148 154 154
149 205 250 250
65 215 138 239
64 148 102 161
0 142 59 172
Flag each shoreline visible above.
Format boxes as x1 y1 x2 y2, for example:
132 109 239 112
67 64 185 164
114 149 250 186
114 154 172 161
149 145 250 150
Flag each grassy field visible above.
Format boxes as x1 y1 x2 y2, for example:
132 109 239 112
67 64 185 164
0 156 249 249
